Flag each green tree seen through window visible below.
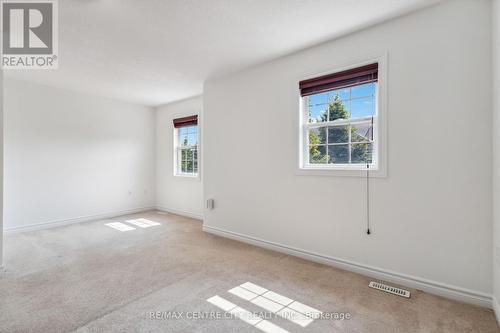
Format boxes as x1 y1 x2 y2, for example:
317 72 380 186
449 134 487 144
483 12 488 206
309 93 372 164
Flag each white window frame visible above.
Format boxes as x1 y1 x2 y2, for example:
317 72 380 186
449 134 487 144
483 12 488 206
296 54 387 178
173 114 201 179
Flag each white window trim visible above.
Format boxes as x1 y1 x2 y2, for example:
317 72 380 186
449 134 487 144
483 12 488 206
173 112 201 180
295 54 388 178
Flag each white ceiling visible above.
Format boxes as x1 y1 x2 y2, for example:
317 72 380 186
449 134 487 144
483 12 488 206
6 0 440 106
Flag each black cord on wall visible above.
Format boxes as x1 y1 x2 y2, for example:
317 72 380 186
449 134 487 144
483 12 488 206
366 116 373 235
366 163 371 235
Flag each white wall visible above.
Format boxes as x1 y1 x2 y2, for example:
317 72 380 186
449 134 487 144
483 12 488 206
203 0 493 305
155 97 203 219
492 0 500 321
0 70 3 265
4 79 156 231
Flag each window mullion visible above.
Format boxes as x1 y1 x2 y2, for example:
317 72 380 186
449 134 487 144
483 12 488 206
326 122 329 164
192 147 195 174
348 86 352 164
348 124 352 164
306 117 372 129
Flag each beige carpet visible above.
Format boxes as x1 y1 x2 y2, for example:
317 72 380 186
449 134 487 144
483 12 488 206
0 211 498 333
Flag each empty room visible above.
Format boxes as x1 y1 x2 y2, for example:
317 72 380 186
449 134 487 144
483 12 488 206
0 0 499 332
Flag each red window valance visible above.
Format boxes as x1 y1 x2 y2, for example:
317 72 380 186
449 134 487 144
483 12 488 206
173 115 198 128
299 63 378 97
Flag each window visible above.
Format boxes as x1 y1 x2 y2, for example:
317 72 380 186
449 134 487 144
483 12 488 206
299 63 381 172
173 115 198 176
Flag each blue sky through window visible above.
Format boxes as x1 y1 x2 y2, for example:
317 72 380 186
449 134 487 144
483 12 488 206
179 125 198 146
308 83 376 122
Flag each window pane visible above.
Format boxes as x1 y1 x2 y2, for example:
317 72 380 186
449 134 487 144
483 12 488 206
180 132 189 146
351 143 373 164
187 148 193 161
351 83 375 99
351 122 372 143
351 97 375 118
181 149 187 161
308 128 326 145
193 148 198 160
308 93 328 123
328 144 349 164
326 96 349 122
309 92 327 105
309 145 328 164
194 160 198 173
181 160 187 173
308 91 351 123
308 104 327 123
188 133 197 145
328 88 350 101
328 126 349 144
186 159 193 173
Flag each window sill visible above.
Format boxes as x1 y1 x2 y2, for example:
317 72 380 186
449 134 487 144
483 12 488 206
296 167 386 178
174 173 200 180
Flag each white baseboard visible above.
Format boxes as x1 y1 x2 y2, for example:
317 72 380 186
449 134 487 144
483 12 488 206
203 225 493 309
155 206 203 221
494 296 500 326
4 206 155 234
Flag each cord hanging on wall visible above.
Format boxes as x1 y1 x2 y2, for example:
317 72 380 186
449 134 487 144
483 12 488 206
366 116 374 235
366 163 371 235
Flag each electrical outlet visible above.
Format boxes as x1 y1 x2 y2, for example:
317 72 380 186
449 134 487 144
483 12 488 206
206 199 215 210
496 246 500 267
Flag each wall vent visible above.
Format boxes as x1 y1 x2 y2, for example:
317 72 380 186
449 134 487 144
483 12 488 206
369 281 410 298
